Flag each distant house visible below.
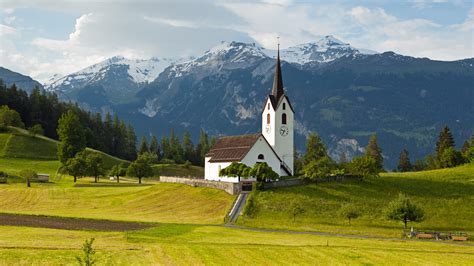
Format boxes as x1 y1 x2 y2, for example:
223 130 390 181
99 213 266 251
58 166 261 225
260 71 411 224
205 46 294 183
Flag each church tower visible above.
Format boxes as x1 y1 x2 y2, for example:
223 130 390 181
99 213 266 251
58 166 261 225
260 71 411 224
261 43 294 176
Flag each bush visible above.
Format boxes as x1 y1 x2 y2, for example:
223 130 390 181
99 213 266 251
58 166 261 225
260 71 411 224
302 156 337 180
348 155 379 179
28 124 44 137
339 205 360 225
0 105 24 128
439 147 464 168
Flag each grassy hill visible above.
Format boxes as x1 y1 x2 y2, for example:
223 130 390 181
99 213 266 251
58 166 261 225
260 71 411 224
238 163 474 238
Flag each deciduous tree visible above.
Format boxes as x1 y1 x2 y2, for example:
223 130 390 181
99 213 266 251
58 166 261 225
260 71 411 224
386 193 424 229
57 110 86 164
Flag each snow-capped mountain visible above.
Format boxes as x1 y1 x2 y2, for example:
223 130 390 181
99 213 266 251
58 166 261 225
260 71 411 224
45 56 178 91
265 35 377 64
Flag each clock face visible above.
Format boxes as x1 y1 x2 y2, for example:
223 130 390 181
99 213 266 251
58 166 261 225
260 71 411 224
265 125 271 133
279 126 289 136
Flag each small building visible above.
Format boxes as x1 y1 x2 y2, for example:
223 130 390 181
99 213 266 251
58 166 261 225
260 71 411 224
205 45 294 182
34 173 50 182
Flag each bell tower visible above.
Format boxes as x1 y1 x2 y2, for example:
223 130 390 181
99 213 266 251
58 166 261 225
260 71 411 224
261 40 294 175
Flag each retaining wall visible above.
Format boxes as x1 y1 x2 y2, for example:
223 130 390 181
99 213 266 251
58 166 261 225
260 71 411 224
264 175 361 189
160 176 241 195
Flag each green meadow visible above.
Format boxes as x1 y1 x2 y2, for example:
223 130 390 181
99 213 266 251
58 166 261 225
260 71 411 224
0 224 472 265
238 163 474 238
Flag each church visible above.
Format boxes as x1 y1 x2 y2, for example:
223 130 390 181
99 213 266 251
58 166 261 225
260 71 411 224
204 46 294 183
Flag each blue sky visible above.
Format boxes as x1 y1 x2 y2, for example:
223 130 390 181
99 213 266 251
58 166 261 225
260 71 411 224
1 0 473 82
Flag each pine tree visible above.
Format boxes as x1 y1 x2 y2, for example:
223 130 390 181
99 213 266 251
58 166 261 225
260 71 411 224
138 136 149 155
196 129 209 166
397 149 411 172
57 110 86 164
149 135 159 155
161 136 170 160
436 125 455 160
182 131 195 164
365 134 383 171
461 140 470 154
303 132 328 165
339 151 348 164
126 124 137 160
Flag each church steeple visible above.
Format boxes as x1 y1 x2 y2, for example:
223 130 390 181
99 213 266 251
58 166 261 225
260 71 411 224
271 39 284 102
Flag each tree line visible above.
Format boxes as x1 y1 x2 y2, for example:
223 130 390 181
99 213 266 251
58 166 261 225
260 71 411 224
396 125 474 172
0 82 137 160
137 129 214 166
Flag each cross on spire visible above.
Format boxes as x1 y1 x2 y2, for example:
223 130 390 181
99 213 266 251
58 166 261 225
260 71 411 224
271 36 284 101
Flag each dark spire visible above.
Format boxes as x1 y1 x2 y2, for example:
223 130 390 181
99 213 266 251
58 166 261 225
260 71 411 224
271 38 284 101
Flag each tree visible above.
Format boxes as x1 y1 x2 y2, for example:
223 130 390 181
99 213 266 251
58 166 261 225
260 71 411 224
348 155 379 179
149 135 159 155
196 129 209 166
302 156 337 180
183 131 195 164
20 169 37 188
397 149 412 172
65 151 87 183
0 105 24 128
289 200 305 222
386 193 424 229
138 151 159 164
436 125 455 160
109 164 126 183
85 153 105 183
464 146 474 162
303 132 328 165
461 140 470 154
138 136 149 155
219 162 251 182
76 238 95 266
339 205 360 225
127 157 153 184
28 124 44 137
439 147 463 168
250 162 278 190
57 110 86 164
365 134 383 171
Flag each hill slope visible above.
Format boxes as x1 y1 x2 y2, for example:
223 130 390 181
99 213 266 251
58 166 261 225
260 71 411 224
0 67 44 94
238 163 474 237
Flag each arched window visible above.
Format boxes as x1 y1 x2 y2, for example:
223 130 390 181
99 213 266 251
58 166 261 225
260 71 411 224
267 113 270 124
267 103 270 110
282 113 287 124
258 154 264 160
283 103 286 110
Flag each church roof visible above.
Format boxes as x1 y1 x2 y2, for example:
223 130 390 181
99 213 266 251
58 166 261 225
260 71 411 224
206 134 261 162
271 46 284 102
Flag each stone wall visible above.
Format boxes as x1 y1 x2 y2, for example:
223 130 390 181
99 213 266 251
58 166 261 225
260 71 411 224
160 176 241 195
264 175 361 189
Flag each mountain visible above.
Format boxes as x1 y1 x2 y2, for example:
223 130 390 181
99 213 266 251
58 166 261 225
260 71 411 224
44 56 184 108
279 35 376 64
43 38 474 169
0 67 44 94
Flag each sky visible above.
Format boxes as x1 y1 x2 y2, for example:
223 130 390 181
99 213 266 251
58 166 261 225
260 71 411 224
1 0 473 82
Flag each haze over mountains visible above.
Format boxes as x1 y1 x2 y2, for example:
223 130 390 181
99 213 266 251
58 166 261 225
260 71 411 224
2 36 473 168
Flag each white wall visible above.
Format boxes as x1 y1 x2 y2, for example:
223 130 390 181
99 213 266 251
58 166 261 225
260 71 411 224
261 97 294 175
204 135 285 182
242 135 286 176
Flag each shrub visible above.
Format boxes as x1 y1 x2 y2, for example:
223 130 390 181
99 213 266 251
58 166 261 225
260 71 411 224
339 205 360 225
302 156 337 180
76 238 95 266
348 155 379 179
28 124 44 137
439 147 464 168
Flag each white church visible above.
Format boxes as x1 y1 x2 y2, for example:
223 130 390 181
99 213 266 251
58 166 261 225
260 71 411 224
204 46 294 183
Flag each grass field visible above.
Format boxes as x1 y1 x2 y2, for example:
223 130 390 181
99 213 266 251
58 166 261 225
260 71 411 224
0 224 472 265
238 163 474 238
152 163 204 177
0 180 233 224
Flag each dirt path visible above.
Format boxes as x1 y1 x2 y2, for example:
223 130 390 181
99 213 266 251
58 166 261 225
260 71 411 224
0 213 155 231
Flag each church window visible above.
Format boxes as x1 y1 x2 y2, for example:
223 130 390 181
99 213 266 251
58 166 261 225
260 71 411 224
283 103 286 110
267 113 270 124
267 103 270 110
282 113 287 124
258 154 264 160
